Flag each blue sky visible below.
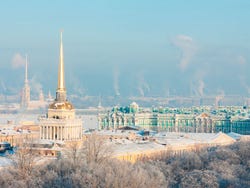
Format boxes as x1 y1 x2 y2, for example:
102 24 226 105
0 0 250 97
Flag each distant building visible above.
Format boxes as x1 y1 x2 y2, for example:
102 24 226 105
20 55 47 110
98 103 215 133
231 119 250 135
39 32 82 142
98 103 250 135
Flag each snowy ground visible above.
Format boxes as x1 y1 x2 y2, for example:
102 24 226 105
0 157 12 168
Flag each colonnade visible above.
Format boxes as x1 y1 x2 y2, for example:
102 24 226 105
40 119 82 141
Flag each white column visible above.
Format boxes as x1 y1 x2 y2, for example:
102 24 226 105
73 127 75 140
47 126 50 139
50 126 52 139
61 127 63 140
69 126 72 140
68 127 70 140
57 127 59 140
69 126 71 140
78 125 79 139
54 126 57 140
60 126 62 140
80 125 82 139
58 127 60 140
42 126 44 139
50 126 52 140
40 126 42 139
54 126 56 140
53 126 55 140
60 127 62 140
49 126 51 140
46 126 48 139
73 126 75 140
44 126 46 139
71 126 73 140
50 126 53 140
66 127 67 140
75 126 77 139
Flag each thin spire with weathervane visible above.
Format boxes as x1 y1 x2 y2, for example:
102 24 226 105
21 54 30 109
56 31 67 102
25 54 28 84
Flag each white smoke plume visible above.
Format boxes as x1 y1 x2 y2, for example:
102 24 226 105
0 80 7 93
245 87 250 95
138 87 144 97
73 87 85 97
137 71 150 97
237 55 246 65
215 90 225 107
239 76 250 95
163 83 170 97
198 80 205 97
190 81 196 96
190 80 205 97
70 75 86 97
30 76 42 97
172 35 197 71
113 67 120 96
11 53 26 68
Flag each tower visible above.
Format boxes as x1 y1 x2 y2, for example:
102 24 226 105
20 55 30 109
39 32 82 142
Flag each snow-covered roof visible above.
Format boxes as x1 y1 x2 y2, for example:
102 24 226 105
227 132 243 140
112 132 236 157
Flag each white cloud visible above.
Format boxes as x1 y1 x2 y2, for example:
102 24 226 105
172 34 197 71
11 53 25 68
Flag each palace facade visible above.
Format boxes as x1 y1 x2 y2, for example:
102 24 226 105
98 102 250 135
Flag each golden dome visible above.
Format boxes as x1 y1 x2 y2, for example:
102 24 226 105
49 101 74 110
200 113 209 118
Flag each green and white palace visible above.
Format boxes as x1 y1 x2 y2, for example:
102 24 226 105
98 102 250 135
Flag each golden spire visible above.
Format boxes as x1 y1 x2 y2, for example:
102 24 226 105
49 31 74 109
58 31 65 91
55 31 67 102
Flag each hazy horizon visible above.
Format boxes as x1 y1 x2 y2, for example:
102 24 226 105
0 1 250 98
